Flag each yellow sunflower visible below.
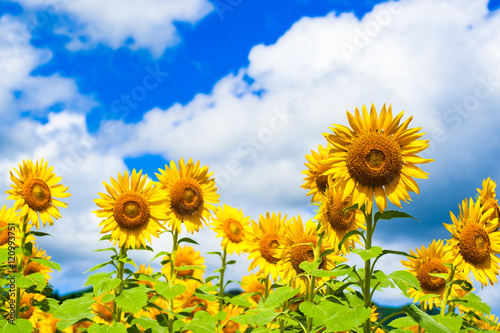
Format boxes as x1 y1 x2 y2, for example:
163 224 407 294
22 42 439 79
174 279 218 318
477 177 500 228
6 159 70 229
161 245 205 280
93 169 169 249
156 158 220 233
301 143 332 202
17 291 46 327
444 198 500 286
476 314 500 331
401 239 471 310
315 179 365 253
0 205 22 249
222 304 248 333
241 273 266 306
245 212 287 281
281 216 346 284
323 104 433 213
22 245 53 280
92 294 114 324
210 204 252 255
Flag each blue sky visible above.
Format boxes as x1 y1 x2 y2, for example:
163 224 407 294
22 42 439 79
1 0 500 313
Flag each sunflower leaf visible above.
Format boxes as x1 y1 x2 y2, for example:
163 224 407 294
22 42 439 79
388 316 417 328
17 272 46 291
260 286 298 309
224 294 252 308
94 247 118 255
0 318 33 332
54 293 95 330
154 282 186 300
405 304 454 333
449 279 473 291
428 272 449 280
389 270 421 295
181 310 225 333
381 249 417 259
131 316 169 333
88 322 127 333
31 258 61 271
374 210 419 223
26 231 52 237
22 241 33 257
352 246 383 261
338 230 365 251
86 260 115 273
207 251 222 258
226 260 237 265
433 314 463 332
178 237 199 245
233 308 279 326
299 259 321 274
99 234 112 242
150 251 171 262
448 293 490 314
115 286 149 313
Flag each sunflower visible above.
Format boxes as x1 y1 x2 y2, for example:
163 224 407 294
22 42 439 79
222 304 248 333
22 245 53 280
92 294 114 324
17 291 46 327
135 263 156 290
161 245 205 280
174 279 218 318
0 205 23 249
241 273 266 306
156 158 219 233
210 204 252 255
476 314 500 331
245 212 287 281
316 179 365 253
477 177 500 228
93 169 169 249
444 198 500 286
281 216 346 285
6 159 70 229
301 143 332 202
401 239 471 310
323 104 433 213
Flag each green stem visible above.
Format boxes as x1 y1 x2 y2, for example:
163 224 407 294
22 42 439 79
372 310 406 332
263 275 270 301
113 245 127 323
167 229 180 333
440 265 456 316
217 247 228 332
363 209 373 333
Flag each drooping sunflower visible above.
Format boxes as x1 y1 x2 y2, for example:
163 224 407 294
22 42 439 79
323 104 433 213
444 198 500 286
93 169 169 249
477 177 500 228
245 212 287 281
23 245 53 281
241 273 266 306
6 159 70 229
281 216 346 285
316 179 365 253
301 143 332 202
161 245 205 280
156 158 220 233
401 239 471 310
210 204 252 255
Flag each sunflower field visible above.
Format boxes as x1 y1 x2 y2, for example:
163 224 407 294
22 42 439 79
1 104 500 332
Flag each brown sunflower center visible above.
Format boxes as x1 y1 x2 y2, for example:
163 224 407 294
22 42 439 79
186 296 207 316
113 192 150 230
170 179 204 216
0 221 8 246
224 218 243 243
327 193 356 231
346 132 402 187
223 320 240 333
459 223 491 265
290 235 326 274
23 262 41 276
176 259 194 278
259 233 281 264
22 178 52 211
416 258 447 292
315 164 330 195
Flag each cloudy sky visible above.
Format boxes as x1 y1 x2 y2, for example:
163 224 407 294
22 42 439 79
1 0 500 313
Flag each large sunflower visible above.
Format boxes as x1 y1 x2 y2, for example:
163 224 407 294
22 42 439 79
6 159 70 229
23 245 53 281
156 158 219 233
444 198 500 286
210 204 252 255
301 143 332 202
401 239 471 310
94 169 169 249
323 104 433 213
315 179 365 253
477 177 499 228
222 304 248 333
245 212 287 281
161 245 205 281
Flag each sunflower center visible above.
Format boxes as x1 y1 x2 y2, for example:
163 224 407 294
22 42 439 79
416 258 447 292
0 221 8 246
176 259 194 278
259 233 281 264
327 193 356 231
290 235 326 274
224 218 243 243
23 262 41 276
113 192 150 230
186 296 207 317
315 164 330 195
346 132 402 187
459 223 491 265
170 179 204 216
223 320 240 333
22 178 52 211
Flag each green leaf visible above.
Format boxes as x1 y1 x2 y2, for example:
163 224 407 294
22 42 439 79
95 278 121 297
176 265 205 271
374 210 418 223
0 319 33 333
178 237 199 245
389 316 417 328
224 294 252 308
150 251 171 262
30 258 61 271
389 270 421 296
338 229 364 251
450 293 491 314
302 300 371 332
352 246 383 261
381 249 417 259
330 265 354 277
194 284 218 301
154 282 186 300
94 247 118 255
115 286 149 313
260 286 299 309
22 242 33 256
117 255 137 268
17 272 46 291
88 322 127 333
428 272 449 280
181 311 225 333
226 260 237 265
26 231 52 237
130 317 168 333
310 269 338 278
233 308 279 326
405 304 454 333
99 234 112 242
434 314 463 332
54 293 95 330
86 260 114 272
206 251 222 258
84 272 113 287
299 259 320 274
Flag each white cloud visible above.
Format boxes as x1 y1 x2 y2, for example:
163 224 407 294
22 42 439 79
15 0 214 57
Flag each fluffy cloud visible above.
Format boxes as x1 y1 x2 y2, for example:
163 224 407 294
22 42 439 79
15 0 214 56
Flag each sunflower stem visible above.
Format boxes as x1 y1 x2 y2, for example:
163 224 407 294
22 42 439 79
113 245 127 323
167 229 180 333
217 246 228 332
263 275 270 301
363 209 373 333
440 265 456 316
